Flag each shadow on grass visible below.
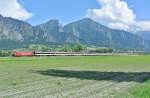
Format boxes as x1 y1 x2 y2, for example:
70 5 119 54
32 69 150 83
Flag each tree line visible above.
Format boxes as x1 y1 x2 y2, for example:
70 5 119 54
28 43 113 53
0 43 114 57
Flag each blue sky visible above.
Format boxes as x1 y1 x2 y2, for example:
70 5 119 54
126 0 150 21
0 0 150 32
19 0 99 25
19 0 150 25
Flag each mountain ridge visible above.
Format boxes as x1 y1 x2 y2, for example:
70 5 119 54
0 15 150 51
137 31 150 41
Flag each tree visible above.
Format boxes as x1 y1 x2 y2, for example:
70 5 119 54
28 45 49 52
60 45 69 52
108 48 113 53
41 46 49 52
73 43 85 52
95 48 113 53
95 48 103 53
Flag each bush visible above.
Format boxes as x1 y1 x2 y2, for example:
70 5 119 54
95 48 113 53
0 50 12 57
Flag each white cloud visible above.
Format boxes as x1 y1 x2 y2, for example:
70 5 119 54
0 0 32 20
87 0 150 32
136 21 150 31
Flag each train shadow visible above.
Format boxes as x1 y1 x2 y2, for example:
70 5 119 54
32 69 150 83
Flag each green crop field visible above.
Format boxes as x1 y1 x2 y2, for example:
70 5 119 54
0 56 150 98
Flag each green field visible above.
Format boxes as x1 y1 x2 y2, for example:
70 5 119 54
0 56 150 98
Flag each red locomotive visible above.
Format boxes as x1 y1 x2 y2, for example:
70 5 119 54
14 52 34 57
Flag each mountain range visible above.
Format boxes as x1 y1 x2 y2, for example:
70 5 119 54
137 31 150 41
0 15 150 51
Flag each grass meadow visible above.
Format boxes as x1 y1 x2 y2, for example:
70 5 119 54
0 56 150 98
